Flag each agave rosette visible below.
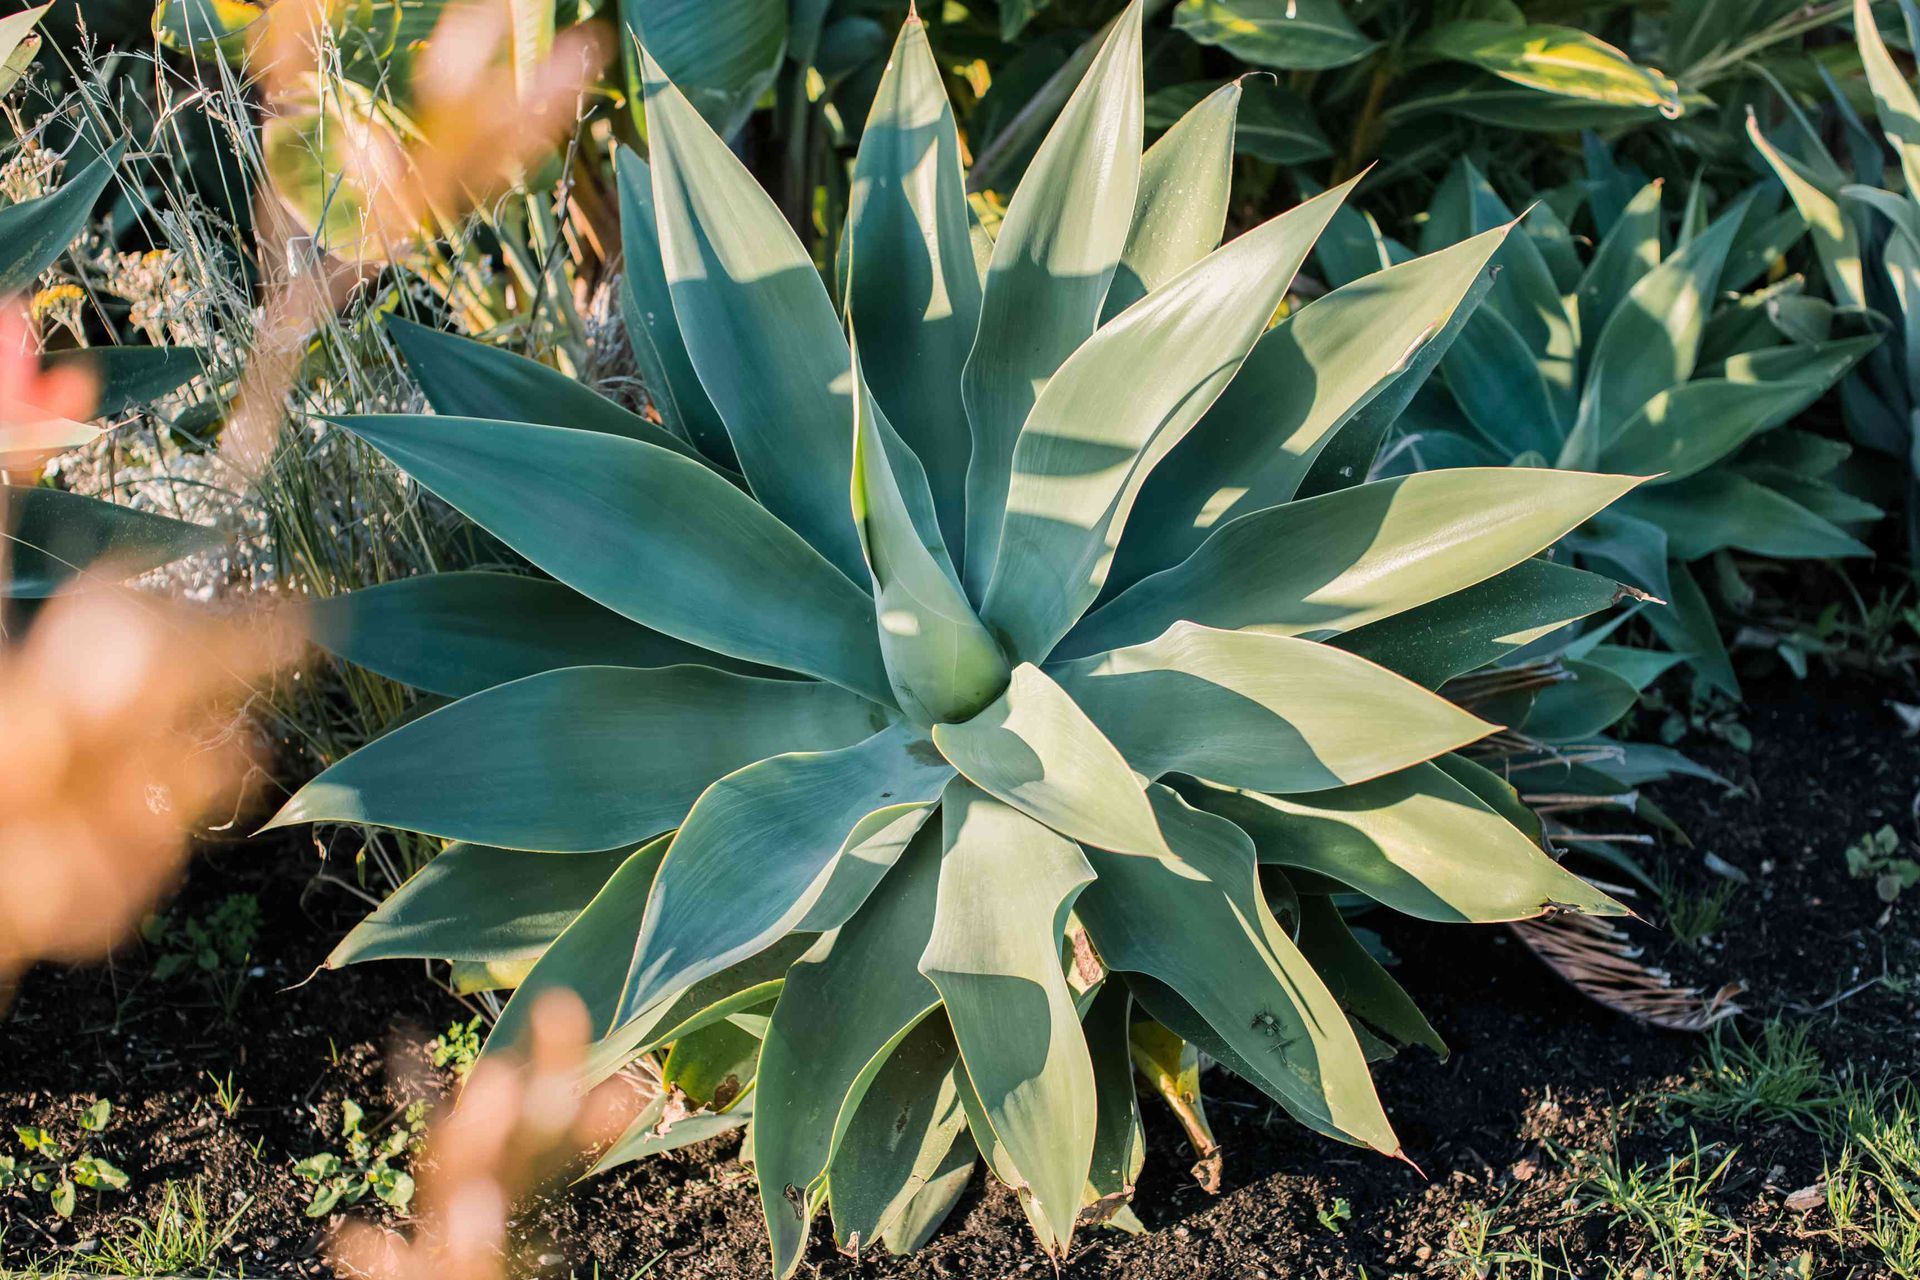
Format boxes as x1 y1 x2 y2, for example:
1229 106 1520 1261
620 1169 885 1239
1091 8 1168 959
276 4 1642 1269
1320 154 1879 699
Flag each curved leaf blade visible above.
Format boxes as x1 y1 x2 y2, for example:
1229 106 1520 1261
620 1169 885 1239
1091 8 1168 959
932 663 1168 856
265 666 886 851
1063 468 1641 659
1183 765 1625 922
332 414 891 702
920 779 1097 1257
846 15 982 560
642 48 866 578
960 0 1144 597
1052 622 1492 792
616 722 954 1023
308 571 777 698
327 843 630 967
1104 80 1240 320
1078 786 1398 1153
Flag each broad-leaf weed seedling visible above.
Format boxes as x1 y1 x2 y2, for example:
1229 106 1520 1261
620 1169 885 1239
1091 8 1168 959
427 1015 483 1078
1843 826 1920 905
142 893 263 1018
0 1100 128 1218
294 1098 427 1217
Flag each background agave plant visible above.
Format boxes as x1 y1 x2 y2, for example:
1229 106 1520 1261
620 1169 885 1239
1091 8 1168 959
271 3 1646 1269
1318 154 1880 699
1750 0 1920 562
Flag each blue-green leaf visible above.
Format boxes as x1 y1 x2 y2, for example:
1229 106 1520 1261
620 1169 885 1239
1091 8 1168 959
265 666 885 851
920 779 1096 1257
961 1 1144 597
1050 622 1492 792
332 414 891 702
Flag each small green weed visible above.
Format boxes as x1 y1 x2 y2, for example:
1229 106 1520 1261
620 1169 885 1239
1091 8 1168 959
1843 826 1920 905
428 1015 483 1078
1663 1019 1845 1132
204 1071 243 1119
85 1179 249 1276
1563 1130 1751 1279
142 894 262 1018
294 1098 427 1217
1655 869 1741 951
0 1101 128 1218
1316 1195 1352 1234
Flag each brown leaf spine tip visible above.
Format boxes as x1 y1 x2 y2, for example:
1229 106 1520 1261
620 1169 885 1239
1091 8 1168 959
1395 1149 1427 1180
1611 583 1662 606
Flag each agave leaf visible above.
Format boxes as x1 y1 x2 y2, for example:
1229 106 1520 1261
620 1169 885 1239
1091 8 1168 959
1063 468 1641 659
621 0 787 139
583 935 816 1087
1 484 219 599
1443 300 1566 458
1855 0 1920 197
1620 473 1871 561
448 957 535 994
1562 197 1746 469
1599 375 1857 484
0 139 124 295
264 666 885 852
849 337 1010 725
920 780 1098 1258
332 415 891 702
1119 228 1507 591
1293 896 1446 1058
1052 622 1492 793
826 1014 971 1255
309 572 778 698
640 48 865 579
614 148 732 463
1078 786 1397 1153
1082 980 1145 1226
1181 767 1624 923
1332 557 1627 688
932 663 1168 856
1565 507 1670 601
845 15 981 559
878 1129 975 1254
1103 80 1240 320
385 318 710 464
44 346 202 418
616 724 954 1025
0 3 44 93
1171 0 1378 71
1145 77 1330 168
484 836 669 1053
756 823 942 1279
960 1 1144 596
982 179 1357 660
1125 1020 1220 1189
661 1013 764 1111
1516 659 1641 743
327 843 631 967
1576 179 1664 362
1650 562 1740 695
591 1090 753 1176
1434 752 1542 842
1420 22 1680 114
1422 161 1576 418
1748 116 1865 309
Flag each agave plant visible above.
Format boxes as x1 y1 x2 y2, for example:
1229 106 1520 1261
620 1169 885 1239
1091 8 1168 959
1749 0 1920 558
274 4 1643 1268
1318 155 1879 700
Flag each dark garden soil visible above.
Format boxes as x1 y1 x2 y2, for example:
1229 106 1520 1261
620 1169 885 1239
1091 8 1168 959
2 670 1917 1279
